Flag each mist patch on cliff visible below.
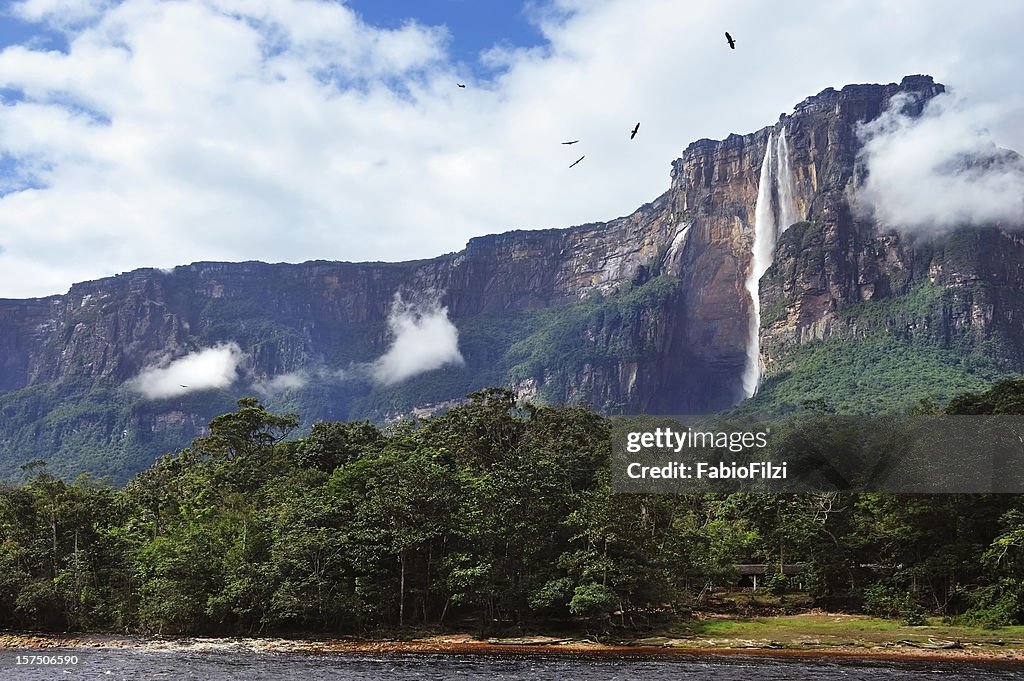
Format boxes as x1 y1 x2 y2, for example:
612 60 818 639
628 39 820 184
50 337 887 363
857 92 1024 234
128 343 243 399
252 371 308 396
251 367 348 395
369 294 463 386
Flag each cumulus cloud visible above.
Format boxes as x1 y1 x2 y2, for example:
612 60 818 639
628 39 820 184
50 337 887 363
857 92 1024 234
0 0 1023 297
369 293 463 386
128 343 243 399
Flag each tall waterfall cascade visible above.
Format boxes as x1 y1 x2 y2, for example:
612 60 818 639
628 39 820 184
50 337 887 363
742 128 799 398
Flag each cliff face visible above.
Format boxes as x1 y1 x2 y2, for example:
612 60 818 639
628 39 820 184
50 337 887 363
1 75 1022 479
655 75 960 409
755 76 1024 381
0 297 58 392
0 206 680 396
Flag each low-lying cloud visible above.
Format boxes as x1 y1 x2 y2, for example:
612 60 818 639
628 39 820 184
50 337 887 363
126 305 458 398
251 367 347 395
857 92 1024 234
128 342 243 399
369 293 463 386
252 371 308 396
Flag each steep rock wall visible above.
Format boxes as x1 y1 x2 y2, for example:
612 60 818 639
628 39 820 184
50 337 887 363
2 75 1022 480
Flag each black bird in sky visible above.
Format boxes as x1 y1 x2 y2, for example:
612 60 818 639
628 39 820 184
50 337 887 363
569 155 585 168
457 83 466 88
179 384 189 388
561 140 579 145
725 31 736 49
630 122 640 139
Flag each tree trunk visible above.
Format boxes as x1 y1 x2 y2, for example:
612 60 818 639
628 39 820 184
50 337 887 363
399 550 406 627
424 547 431 624
777 500 784 574
439 596 451 626
50 506 58 579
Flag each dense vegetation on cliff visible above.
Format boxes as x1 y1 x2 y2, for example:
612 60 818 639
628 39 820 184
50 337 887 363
0 273 683 484
750 223 1024 416
2 382 1024 635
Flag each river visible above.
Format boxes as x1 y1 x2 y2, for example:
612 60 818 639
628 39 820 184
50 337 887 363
5 650 1024 680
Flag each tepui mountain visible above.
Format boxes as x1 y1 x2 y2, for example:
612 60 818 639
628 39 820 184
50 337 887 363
2 75 1023 481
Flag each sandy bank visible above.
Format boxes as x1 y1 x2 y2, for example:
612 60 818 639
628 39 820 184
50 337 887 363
3 632 1024 665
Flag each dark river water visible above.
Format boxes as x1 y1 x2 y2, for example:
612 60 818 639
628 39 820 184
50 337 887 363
6 649 1024 680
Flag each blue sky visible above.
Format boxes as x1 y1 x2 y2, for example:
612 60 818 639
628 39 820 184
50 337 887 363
0 6 63 50
0 1 548 68
0 0 1022 298
348 0 546 69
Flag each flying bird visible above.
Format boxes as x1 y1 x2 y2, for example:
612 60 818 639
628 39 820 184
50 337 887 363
630 122 640 139
561 140 580 145
725 31 736 49
179 384 189 388
457 83 466 88
569 155 585 168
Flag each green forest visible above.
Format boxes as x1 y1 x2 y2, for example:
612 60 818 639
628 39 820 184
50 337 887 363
3 381 1024 636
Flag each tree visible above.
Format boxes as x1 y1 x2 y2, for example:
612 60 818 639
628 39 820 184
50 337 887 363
297 421 384 472
190 397 299 461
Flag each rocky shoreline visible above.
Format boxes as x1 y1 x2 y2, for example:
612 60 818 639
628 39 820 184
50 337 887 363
3 632 1024 665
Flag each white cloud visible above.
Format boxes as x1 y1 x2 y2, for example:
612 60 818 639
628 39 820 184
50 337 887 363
13 0 113 26
127 343 244 399
0 0 1022 297
856 92 1024 233
252 370 308 396
369 293 463 385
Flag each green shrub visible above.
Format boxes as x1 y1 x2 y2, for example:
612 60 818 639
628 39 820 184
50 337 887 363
863 583 925 624
568 582 616 617
959 582 1024 628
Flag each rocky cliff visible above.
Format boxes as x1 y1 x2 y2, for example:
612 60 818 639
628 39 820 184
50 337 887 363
2 75 1022 480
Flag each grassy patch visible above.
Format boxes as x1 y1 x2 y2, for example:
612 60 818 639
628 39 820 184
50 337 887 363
661 613 1024 647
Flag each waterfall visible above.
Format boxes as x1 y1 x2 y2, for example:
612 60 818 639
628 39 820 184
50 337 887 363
776 128 797 234
665 221 691 266
742 127 799 398
742 133 776 398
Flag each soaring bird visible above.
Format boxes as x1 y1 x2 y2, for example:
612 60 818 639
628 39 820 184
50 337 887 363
457 83 466 88
630 122 640 139
725 31 736 49
569 155 585 168
179 384 189 388
561 140 580 145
